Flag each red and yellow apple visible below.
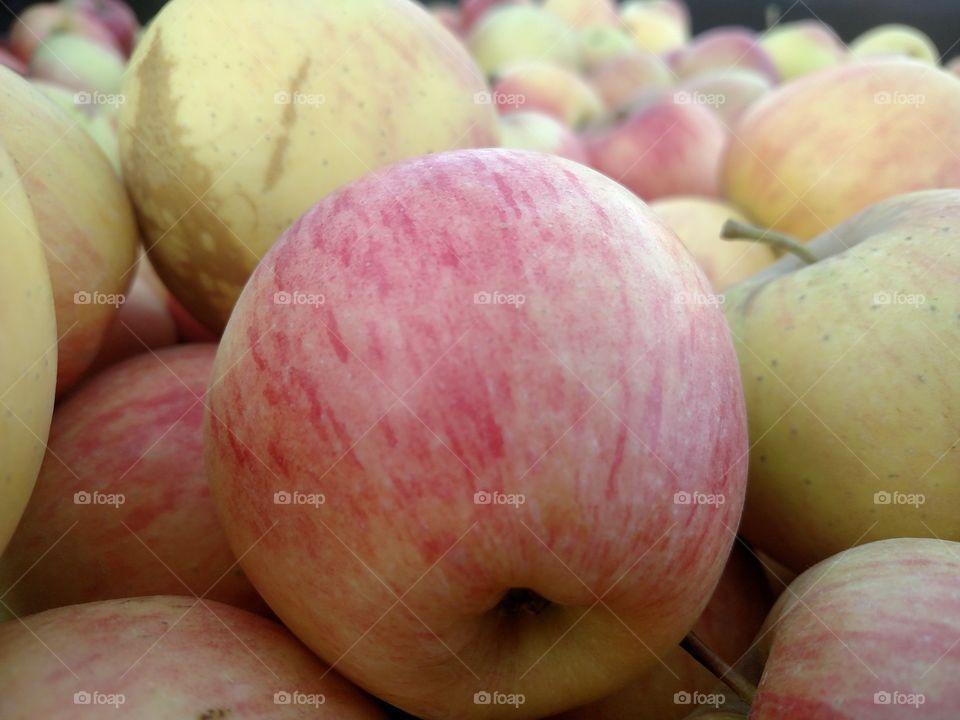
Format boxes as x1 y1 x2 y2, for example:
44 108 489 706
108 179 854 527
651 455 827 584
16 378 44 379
0 345 265 616
205 149 748 719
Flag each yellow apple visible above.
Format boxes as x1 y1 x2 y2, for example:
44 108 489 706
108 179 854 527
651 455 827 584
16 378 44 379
851 23 939 64
0 142 57 557
120 0 499 332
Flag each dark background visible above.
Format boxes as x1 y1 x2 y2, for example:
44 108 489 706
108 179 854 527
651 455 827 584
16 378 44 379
2 1 958 61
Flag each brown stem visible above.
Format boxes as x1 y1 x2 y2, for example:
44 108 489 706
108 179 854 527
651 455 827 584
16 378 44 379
681 632 758 707
721 219 819 265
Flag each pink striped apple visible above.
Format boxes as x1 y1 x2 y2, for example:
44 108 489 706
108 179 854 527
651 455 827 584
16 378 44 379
64 0 141 56
589 50 672 111
8 2 121 61
205 148 748 719
0 596 387 719
0 345 264 616
672 27 779 83
751 539 960 718
492 61 604 128
586 99 729 200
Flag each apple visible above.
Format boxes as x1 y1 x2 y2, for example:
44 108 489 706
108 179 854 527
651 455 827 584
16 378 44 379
621 0 690 54
0 46 26 74
586 99 728 200
0 144 57 559
430 3 463 35
0 345 265 617
205 148 748 719
492 62 604 128
31 80 121 172
8 2 121 61
120 0 499 334
751 538 960 718
578 25 637 70
64 0 142 56
499 111 589 163
29 32 126 94
460 0 530 33
760 21 847 81
0 596 388 718
650 197 776 290
850 23 939 64
724 189 960 572
0 67 138 395
589 50 672 110
543 0 618 29
723 60 960 240
554 543 772 719
87 255 179 369
672 27 778 83
948 57 960 77
468 4 579 75
674 69 772 126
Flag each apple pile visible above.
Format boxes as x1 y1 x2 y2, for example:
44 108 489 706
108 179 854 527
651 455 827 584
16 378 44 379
0 0 958 718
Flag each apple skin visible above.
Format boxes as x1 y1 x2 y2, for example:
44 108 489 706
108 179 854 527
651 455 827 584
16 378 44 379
468 4 579 75
31 80 121 172
29 33 126 94
589 50 672 111
0 145 57 560
674 69 771 126
430 3 463 36
460 0 530 32
8 2 121 61
948 57 960 77
543 0 618 28
724 189 960 572
752 539 960 718
723 60 960 240
87 256 179 370
650 196 775 290
0 345 266 617
851 23 939 64
587 100 728 200
492 62 604 128
0 596 388 719
0 67 138 396
205 148 748 719
499 111 589 163
672 27 778 84
760 21 847 81
621 0 690 54
579 25 637 70
120 0 498 335
0 46 26 74
64 0 141 56
553 543 772 720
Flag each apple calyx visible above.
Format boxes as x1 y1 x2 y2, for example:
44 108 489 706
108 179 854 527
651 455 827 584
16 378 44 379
496 587 551 616
681 631 758 707
721 218 819 265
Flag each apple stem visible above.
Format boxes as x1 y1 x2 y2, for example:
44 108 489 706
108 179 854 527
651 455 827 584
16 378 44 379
721 219 819 265
680 632 758 707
